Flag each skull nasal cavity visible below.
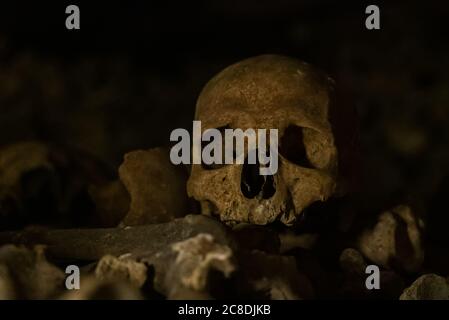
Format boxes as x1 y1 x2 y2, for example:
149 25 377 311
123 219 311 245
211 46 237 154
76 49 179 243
240 155 276 199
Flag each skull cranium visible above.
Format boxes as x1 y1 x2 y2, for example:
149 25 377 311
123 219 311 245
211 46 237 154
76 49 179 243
187 55 355 226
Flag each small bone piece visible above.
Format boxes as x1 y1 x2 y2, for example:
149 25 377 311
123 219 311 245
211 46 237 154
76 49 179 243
0 244 65 299
400 274 449 300
338 248 405 299
357 204 424 273
95 255 147 288
171 234 235 290
161 233 236 299
119 148 190 225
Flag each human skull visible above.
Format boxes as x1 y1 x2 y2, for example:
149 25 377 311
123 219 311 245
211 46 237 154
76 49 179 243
187 55 356 226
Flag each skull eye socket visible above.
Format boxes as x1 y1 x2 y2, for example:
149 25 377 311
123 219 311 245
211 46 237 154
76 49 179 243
279 125 314 168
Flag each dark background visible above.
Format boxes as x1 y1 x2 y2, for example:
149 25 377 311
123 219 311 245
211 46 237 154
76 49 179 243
0 1 448 232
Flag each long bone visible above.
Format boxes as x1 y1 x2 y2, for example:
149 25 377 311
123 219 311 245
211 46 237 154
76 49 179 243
0 215 232 261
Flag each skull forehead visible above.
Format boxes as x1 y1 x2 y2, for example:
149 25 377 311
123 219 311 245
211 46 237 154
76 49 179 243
196 55 334 129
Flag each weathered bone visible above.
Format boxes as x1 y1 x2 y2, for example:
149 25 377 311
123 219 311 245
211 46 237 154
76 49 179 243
118 147 190 226
0 215 233 261
0 245 65 299
357 204 424 274
187 54 357 226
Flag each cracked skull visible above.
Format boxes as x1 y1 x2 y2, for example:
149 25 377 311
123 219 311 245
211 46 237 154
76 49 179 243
187 55 355 226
